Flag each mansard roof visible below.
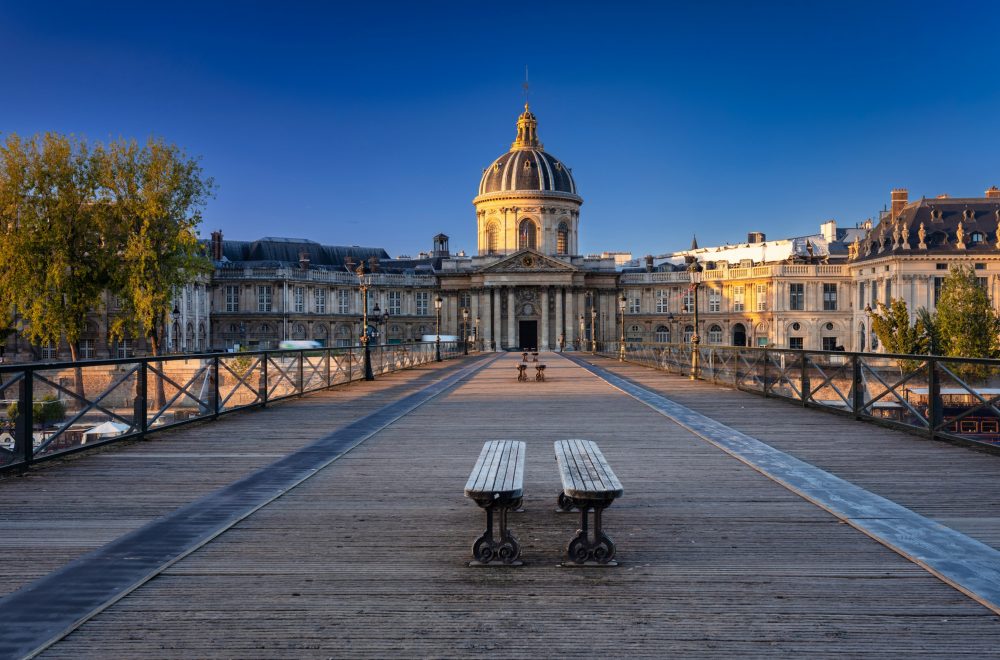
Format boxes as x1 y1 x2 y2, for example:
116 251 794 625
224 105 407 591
212 237 389 270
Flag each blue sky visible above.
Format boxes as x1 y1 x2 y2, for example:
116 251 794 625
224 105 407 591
2 1 998 258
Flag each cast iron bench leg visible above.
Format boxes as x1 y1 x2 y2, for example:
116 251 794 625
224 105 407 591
565 499 617 565
472 500 522 565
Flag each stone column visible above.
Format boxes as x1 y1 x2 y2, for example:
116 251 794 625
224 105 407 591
565 288 576 349
493 288 502 351
507 289 517 349
555 287 564 350
540 288 550 350
471 289 480 348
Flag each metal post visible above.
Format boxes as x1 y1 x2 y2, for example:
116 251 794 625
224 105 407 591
212 357 220 418
137 361 148 434
618 295 626 362
590 305 597 354
800 350 810 406
928 357 942 439
690 283 700 380
852 354 864 417
435 301 442 362
15 371 33 468
260 351 269 407
762 348 769 397
298 350 305 393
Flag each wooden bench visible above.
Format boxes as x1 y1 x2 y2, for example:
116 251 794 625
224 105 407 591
554 439 624 566
535 364 546 381
464 440 525 565
516 364 528 382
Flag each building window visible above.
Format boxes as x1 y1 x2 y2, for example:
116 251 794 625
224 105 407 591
314 288 326 314
460 292 471 310
788 337 803 350
936 263 948 270
871 281 878 305
257 285 272 313
294 287 305 313
518 219 537 249
934 277 944 305
655 289 669 313
115 340 132 359
628 295 641 314
884 280 892 305
823 283 837 311
975 263 986 270
79 339 95 359
756 284 767 311
683 325 694 343
978 277 988 290
486 223 499 255
822 336 838 351
708 324 723 343
708 290 721 313
788 283 804 311
733 285 745 312
338 289 350 314
416 291 429 316
225 285 239 312
682 290 694 313
556 222 569 255
388 290 401 315
858 282 866 309
655 325 670 343
41 341 57 360
971 232 985 244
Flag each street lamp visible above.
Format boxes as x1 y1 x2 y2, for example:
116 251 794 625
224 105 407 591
864 303 873 352
434 294 443 361
590 294 598 354
474 315 481 352
462 307 470 355
618 293 627 362
171 306 181 353
579 314 585 352
688 259 703 380
355 262 374 381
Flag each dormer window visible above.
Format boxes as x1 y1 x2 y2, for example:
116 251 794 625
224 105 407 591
965 209 976 222
970 232 985 244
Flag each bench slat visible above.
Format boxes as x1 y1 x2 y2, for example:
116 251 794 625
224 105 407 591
554 439 623 499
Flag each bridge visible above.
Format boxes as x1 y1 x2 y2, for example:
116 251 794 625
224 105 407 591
2 350 1000 657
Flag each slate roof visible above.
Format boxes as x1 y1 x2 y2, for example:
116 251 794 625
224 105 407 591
478 149 577 196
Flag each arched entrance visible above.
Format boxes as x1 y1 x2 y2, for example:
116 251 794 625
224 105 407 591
732 323 747 347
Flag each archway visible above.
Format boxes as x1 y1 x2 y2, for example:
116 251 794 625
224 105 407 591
732 323 747 347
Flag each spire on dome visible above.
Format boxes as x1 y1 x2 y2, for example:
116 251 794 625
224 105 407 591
511 104 543 150
690 234 699 250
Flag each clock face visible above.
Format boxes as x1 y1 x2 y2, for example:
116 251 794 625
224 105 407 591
522 255 535 268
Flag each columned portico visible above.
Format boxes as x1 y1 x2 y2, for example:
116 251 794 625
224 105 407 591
507 289 516 349
540 288 549 350
555 287 563 349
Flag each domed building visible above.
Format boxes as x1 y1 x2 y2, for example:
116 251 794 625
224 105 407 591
474 104 582 257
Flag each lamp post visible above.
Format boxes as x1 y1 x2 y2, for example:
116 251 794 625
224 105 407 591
590 295 598 354
578 313 585 352
171 306 181 353
618 293 627 362
475 316 481 352
355 262 374 381
864 303 873 352
462 307 470 355
688 259 703 380
434 294 443 361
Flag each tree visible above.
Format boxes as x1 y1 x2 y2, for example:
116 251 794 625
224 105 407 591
98 138 214 405
0 134 109 397
870 299 923 356
935 265 1000 360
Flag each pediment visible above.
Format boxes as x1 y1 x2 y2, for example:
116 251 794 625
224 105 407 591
479 249 578 274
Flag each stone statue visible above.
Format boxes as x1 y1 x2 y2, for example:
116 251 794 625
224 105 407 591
892 222 901 249
995 219 1000 248
918 222 927 249
901 222 910 249
956 221 966 249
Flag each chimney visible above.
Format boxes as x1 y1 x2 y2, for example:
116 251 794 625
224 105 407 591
890 188 908 220
368 255 379 272
986 186 1000 199
298 249 310 270
747 231 765 244
210 230 223 261
820 220 837 243
645 255 654 272
344 255 355 272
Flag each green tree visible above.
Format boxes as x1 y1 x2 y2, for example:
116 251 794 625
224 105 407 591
870 299 923 356
935 265 1000 360
0 134 109 397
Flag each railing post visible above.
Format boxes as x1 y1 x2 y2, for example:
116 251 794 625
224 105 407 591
211 357 220 419
14 370 33 469
259 352 269 407
800 351 810 407
852 354 864 418
325 349 332 388
298 350 305 394
762 348 769 397
136 361 148 435
927 357 942 440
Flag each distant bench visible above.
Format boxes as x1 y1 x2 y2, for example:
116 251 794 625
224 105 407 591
464 440 525 565
554 439 624 566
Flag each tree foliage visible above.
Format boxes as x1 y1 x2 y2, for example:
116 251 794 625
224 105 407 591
935 265 1000 360
0 133 214 361
870 299 924 356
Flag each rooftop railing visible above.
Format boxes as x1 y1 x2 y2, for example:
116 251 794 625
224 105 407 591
598 341 1000 452
0 341 466 474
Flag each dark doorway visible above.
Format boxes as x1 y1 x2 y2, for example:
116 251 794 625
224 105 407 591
518 320 538 351
733 323 747 347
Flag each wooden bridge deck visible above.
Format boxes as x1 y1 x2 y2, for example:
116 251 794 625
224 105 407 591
3 352 1000 657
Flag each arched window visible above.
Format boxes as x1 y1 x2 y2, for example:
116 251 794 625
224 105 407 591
486 223 499 254
683 324 694 343
556 222 569 254
518 219 537 249
708 324 723 344
655 325 670 343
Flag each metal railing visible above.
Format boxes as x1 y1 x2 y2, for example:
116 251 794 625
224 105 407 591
0 341 466 473
598 341 1000 451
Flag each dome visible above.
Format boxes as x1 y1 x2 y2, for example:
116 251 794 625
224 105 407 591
477 104 578 197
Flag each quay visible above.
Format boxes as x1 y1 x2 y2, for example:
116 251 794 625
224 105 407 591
2 352 1000 657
